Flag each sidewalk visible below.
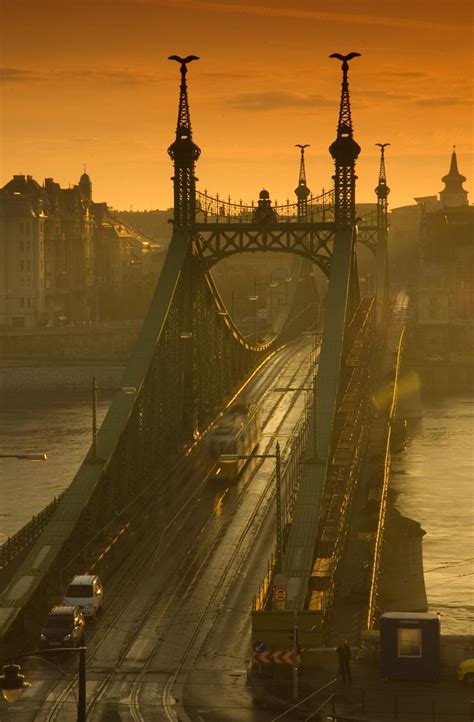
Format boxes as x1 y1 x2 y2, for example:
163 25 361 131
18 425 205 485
250 657 474 721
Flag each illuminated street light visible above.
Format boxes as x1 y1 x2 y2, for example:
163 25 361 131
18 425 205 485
91 376 137 461
220 443 282 571
0 647 86 720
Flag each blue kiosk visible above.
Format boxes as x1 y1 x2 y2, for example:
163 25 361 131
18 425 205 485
380 612 440 681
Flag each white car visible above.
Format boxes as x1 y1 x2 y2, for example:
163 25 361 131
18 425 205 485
63 574 103 618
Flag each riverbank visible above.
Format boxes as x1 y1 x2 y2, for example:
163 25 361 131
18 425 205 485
0 365 126 391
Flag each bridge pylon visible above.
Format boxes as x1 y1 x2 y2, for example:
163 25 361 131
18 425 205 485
375 143 391 326
168 55 201 229
294 144 311 219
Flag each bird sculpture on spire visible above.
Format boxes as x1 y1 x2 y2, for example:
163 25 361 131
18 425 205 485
329 52 361 70
168 55 199 73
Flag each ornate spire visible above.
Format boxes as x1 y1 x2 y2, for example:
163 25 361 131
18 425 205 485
375 143 390 229
294 144 311 219
440 146 468 207
328 52 361 227
167 55 201 228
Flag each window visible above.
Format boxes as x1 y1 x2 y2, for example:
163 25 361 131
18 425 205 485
397 627 422 657
20 298 24 308
20 261 24 271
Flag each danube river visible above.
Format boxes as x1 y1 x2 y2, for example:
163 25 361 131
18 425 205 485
391 394 474 634
1 389 472 634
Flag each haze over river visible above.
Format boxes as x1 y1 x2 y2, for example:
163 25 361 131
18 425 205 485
1 389 472 634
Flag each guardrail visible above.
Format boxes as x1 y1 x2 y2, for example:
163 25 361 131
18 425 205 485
0 495 61 572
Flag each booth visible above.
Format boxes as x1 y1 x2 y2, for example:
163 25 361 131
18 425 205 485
380 612 440 681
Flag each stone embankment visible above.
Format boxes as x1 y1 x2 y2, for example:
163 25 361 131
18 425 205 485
0 322 140 389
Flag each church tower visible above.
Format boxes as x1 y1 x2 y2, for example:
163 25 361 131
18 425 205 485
439 147 468 208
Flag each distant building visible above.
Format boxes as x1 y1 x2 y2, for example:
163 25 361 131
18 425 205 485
413 149 474 359
0 172 163 328
0 176 47 328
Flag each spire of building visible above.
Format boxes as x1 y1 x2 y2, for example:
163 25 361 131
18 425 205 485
167 55 201 228
375 143 390 229
294 144 311 219
440 146 468 207
79 166 92 201
328 52 361 227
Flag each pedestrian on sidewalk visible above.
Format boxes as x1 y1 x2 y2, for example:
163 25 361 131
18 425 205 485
336 640 352 683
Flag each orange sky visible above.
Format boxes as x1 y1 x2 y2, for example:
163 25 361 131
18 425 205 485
1 0 473 210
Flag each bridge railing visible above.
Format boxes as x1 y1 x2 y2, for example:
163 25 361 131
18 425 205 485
0 495 61 573
196 188 335 224
367 326 405 628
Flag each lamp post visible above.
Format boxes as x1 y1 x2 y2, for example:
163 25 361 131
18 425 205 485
0 453 47 460
284 276 292 304
91 375 136 461
231 292 259 343
220 442 282 571
0 646 86 720
269 279 278 333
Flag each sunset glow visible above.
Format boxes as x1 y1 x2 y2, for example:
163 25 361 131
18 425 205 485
2 0 473 209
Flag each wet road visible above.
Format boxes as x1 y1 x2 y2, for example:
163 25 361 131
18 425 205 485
1 337 316 721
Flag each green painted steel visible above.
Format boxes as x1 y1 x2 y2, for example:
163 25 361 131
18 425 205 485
282 228 354 610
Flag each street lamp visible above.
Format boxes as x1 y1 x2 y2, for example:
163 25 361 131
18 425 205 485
0 646 86 720
284 276 292 304
0 453 47 460
269 280 278 333
220 442 282 571
91 375 136 461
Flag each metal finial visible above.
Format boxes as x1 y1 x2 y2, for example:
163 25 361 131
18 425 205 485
168 55 199 74
329 52 361 71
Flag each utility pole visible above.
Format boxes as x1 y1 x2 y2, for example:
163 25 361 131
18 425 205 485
275 441 282 572
292 612 299 700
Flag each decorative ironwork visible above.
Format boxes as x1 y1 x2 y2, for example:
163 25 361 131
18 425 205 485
167 55 201 228
195 187 335 223
329 52 361 227
375 143 390 230
195 225 334 275
295 144 311 219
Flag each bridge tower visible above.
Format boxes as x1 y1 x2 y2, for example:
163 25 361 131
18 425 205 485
375 143 391 325
167 55 201 228
294 144 311 219
329 52 361 227
375 143 390 230
329 52 362 314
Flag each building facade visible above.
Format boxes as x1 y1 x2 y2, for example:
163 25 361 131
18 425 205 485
0 172 162 328
414 150 474 360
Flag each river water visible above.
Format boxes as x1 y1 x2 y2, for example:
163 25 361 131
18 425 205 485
1 390 472 634
391 394 474 635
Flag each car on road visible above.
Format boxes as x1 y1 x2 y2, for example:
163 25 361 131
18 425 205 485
39 605 85 650
457 658 474 685
63 574 103 618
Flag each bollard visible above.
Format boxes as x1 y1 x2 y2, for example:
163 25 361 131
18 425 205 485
470 699 474 722
332 692 336 717
394 694 398 720
431 699 435 722
361 687 365 713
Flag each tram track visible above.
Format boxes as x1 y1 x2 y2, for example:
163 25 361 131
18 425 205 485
36 339 315 721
